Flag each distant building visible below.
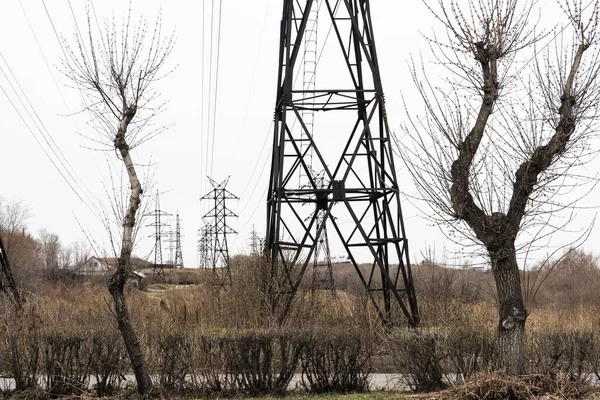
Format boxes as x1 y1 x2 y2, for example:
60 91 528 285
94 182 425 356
79 257 115 275
79 256 150 275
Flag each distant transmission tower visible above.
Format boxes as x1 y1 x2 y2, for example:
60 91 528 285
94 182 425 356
146 190 170 282
201 177 238 281
265 0 419 326
167 212 184 269
197 224 212 269
173 212 184 268
310 177 335 295
248 225 265 255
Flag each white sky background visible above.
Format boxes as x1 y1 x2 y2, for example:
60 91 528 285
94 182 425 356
1 0 598 269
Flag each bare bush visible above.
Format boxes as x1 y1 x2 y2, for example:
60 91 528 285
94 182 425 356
6 330 40 391
226 330 304 395
148 330 192 393
527 329 600 381
188 330 235 394
443 325 496 381
390 328 446 392
90 329 128 397
43 331 93 395
301 329 372 394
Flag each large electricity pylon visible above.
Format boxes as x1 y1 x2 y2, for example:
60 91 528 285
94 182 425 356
201 177 238 280
265 0 419 326
146 191 171 282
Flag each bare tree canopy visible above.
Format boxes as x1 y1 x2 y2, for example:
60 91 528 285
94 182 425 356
400 0 600 374
62 8 174 150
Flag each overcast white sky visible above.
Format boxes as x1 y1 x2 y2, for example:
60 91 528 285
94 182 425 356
1 0 598 269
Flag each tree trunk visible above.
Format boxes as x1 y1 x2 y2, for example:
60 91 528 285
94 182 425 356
108 274 153 394
108 111 153 395
490 246 527 375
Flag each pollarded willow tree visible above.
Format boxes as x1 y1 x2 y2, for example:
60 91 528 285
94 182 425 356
401 0 600 374
61 8 174 395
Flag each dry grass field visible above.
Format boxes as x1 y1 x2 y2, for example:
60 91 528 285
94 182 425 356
1 250 600 398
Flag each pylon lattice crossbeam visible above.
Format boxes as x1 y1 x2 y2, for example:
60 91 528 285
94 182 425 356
265 0 419 326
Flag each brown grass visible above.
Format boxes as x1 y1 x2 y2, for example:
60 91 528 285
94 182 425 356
3 252 600 397
405 373 598 399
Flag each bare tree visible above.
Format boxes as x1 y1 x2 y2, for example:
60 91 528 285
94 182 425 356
0 197 30 308
0 235 22 308
401 0 600 373
61 6 174 395
0 197 31 253
38 229 61 279
70 240 92 272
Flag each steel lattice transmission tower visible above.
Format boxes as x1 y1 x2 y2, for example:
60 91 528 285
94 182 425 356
201 177 238 279
167 212 184 268
265 0 419 326
248 225 265 255
197 224 212 268
146 190 171 282
166 213 185 269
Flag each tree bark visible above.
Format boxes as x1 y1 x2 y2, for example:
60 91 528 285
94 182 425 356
490 245 527 375
108 107 153 395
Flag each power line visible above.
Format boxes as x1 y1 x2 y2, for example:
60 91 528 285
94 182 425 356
0 55 107 214
0 80 84 204
17 2 102 209
209 0 224 179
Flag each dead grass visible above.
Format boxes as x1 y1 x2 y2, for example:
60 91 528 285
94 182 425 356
405 373 598 400
3 258 600 398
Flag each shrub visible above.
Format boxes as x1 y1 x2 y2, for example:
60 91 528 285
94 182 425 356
6 331 40 391
188 330 235 394
90 329 128 397
443 325 496 380
186 329 305 396
153 331 191 392
301 330 372 393
389 328 446 392
43 331 93 395
527 329 600 381
226 330 305 395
